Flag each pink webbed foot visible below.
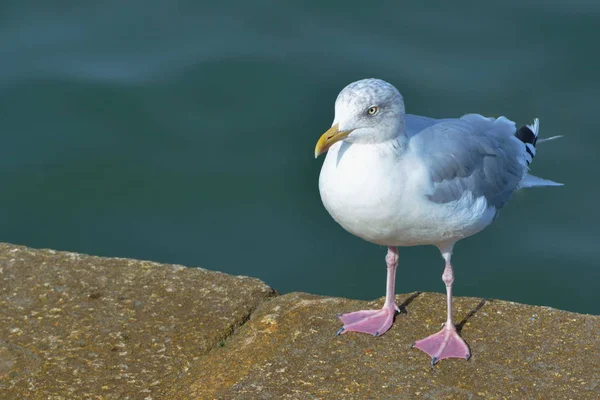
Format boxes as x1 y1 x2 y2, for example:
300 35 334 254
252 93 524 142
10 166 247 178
337 305 398 337
412 324 471 365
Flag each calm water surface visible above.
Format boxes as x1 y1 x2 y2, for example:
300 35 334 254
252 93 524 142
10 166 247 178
0 1 598 314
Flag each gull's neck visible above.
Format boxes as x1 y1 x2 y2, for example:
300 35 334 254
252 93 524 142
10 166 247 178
374 119 409 152
378 134 409 154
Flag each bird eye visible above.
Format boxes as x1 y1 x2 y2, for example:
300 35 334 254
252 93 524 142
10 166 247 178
367 106 379 115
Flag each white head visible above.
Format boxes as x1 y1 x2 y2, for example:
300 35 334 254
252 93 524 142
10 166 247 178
315 79 406 157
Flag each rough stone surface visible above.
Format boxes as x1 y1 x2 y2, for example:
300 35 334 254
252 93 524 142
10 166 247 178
2 243 599 399
174 292 600 400
0 243 276 399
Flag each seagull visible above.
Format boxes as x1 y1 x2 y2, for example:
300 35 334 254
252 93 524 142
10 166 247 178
314 78 561 365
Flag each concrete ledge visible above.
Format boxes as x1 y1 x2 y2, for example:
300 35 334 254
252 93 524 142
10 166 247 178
0 243 275 398
1 244 598 399
172 292 599 399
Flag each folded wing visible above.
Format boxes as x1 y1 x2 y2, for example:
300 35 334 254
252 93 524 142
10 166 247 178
409 114 527 209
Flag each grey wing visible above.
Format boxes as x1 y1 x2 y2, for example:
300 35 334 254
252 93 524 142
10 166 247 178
409 114 527 209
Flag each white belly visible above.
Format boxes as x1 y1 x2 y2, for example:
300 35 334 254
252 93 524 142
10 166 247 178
318 141 496 247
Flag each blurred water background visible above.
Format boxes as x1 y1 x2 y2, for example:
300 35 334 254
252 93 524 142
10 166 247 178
0 1 597 314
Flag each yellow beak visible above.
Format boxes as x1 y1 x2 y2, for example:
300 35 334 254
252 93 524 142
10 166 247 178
314 124 353 158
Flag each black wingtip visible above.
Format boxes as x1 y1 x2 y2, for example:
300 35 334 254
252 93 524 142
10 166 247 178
516 125 536 146
525 145 535 158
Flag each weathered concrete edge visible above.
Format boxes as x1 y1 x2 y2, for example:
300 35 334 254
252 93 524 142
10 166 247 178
1 242 281 348
5 241 595 314
1 242 280 398
2 242 598 399
3 242 596 339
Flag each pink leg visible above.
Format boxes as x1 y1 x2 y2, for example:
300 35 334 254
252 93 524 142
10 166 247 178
337 247 400 337
412 249 471 365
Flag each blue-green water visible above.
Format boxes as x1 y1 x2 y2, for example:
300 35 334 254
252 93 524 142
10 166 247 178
1 1 597 314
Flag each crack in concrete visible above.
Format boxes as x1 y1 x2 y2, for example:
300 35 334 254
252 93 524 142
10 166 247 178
212 289 279 350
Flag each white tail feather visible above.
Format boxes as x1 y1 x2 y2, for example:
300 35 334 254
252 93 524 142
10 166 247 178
519 174 563 189
537 135 563 144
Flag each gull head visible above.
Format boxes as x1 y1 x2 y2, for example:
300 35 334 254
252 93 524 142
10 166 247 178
315 78 406 158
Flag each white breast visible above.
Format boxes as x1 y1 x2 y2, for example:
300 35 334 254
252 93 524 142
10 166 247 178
318 140 496 247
